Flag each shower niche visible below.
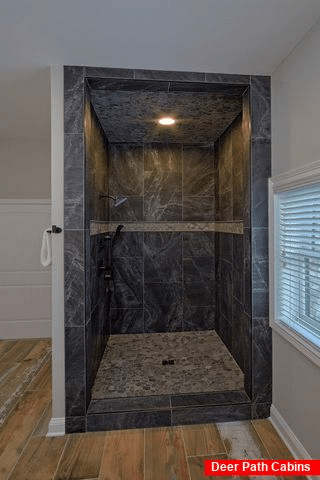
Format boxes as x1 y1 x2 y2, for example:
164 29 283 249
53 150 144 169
64 67 271 433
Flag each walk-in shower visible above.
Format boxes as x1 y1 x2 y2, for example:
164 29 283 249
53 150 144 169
64 66 271 433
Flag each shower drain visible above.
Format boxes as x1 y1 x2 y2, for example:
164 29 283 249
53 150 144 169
162 359 175 365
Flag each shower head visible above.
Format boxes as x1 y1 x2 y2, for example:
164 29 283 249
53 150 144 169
99 194 128 207
113 196 128 208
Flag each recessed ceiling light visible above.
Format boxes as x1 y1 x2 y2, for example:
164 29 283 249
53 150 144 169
158 117 176 126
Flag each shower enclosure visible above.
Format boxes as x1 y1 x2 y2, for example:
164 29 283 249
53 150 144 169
64 66 271 433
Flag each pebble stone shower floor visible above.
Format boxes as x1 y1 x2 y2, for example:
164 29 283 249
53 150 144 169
91 330 244 399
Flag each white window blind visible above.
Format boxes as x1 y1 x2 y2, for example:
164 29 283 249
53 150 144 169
275 183 320 346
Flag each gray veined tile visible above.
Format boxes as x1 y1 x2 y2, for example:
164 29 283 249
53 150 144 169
64 66 84 134
110 196 143 222
110 308 144 334
183 232 215 257
85 66 134 78
251 75 271 139
65 327 86 417
135 68 205 82
64 231 85 327
182 306 215 331
205 72 250 85
112 232 144 258
111 257 143 308
182 146 214 197
64 134 85 230
109 144 144 196
183 197 215 222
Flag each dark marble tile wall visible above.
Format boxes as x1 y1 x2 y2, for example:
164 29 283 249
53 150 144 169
84 96 110 408
214 104 252 395
84 97 109 227
110 230 215 334
107 143 215 334
215 79 271 409
64 67 87 432
65 68 112 432
86 233 110 404
250 77 271 407
215 113 243 222
63 66 271 433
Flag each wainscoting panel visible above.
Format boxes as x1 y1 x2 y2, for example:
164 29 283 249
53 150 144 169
0 200 51 338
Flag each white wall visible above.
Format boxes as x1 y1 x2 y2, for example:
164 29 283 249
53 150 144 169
0 138 51 199
271 20 320 458
0 199 51 339
0 90 51 340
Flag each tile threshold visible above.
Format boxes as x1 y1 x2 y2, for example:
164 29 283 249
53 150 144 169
88 389 250 415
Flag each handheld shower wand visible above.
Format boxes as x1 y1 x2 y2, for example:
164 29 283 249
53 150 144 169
112 224 124 247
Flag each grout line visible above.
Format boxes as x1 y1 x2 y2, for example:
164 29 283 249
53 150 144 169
215 423 231 460
143 427 146 480
97 432 108 480
180 425 192 480
51 434 70 480
32 399 52 437
251 419 273 459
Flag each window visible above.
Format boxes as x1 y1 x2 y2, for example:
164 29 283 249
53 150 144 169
270 161 320 365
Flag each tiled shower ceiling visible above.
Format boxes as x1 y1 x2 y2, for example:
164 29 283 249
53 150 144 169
87 78 244 145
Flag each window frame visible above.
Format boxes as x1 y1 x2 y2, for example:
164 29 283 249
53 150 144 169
269 160 320 368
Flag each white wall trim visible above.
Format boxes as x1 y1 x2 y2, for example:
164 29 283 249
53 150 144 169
270 405 312 459
271 159 320 192
0 320 51 339
270 406 319 480
50 64 65 428
0 199 51 205
271 409 318 480
269 165 320 369
47 417 65 437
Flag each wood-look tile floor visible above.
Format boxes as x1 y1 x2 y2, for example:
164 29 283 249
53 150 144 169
0 339 307 480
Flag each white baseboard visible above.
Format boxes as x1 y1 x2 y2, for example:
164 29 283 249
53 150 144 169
270 405 319 480
47 417 65 437
0 319 51 339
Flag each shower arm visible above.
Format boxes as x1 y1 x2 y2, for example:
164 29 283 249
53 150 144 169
99 193 116 201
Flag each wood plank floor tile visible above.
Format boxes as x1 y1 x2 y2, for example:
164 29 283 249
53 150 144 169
0 363 19 385
181 424 226 457
99 429 144 480
0 340 37 364
281 476 308 480
54 432 106 480
216 421 270 459
0 354 50 425
0 389 51 479
145 426 189 480
32 401 52 437
22 339 51 364
27 357 52 392
252 419 294 459
187 453 235 480
0 341 17 362
7 436 67 480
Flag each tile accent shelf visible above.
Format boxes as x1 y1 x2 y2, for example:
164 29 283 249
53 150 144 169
90 221 244 235
64 66 271 433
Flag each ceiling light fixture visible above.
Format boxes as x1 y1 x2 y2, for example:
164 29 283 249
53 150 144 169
158 117 176 126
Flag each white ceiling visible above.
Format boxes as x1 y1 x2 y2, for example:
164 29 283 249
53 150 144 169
1 0 320 140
